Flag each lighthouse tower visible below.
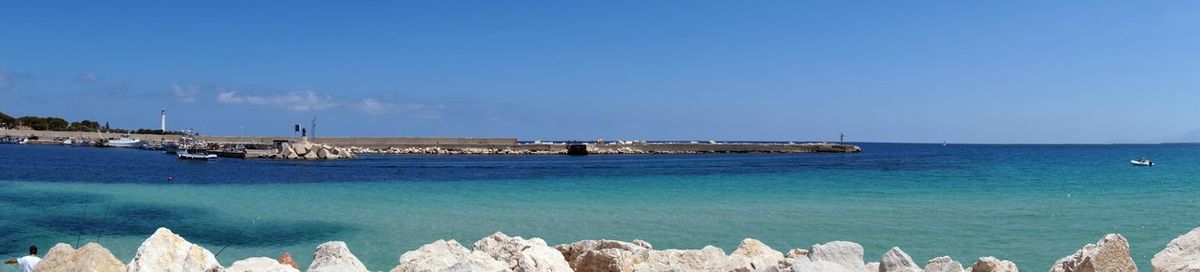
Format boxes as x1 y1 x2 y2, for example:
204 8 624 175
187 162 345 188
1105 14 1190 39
160 107 166 131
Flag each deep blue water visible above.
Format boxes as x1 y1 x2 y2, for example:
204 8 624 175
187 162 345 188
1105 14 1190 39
0 143 1197 270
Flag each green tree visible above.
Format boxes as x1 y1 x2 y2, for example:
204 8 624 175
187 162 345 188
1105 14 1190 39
45 117 69 131
0 112 14 128
16 116 47 130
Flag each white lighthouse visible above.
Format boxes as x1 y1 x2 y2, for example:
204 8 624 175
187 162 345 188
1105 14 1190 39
160 107 166 131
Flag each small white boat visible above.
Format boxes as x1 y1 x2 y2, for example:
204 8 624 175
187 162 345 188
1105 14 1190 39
177 149 218 160
1131 158 1154 167
105 134 143 148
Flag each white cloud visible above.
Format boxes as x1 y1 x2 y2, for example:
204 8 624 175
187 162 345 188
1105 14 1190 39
76 72 101 84
216 89 337 111
400 102 445 119
357 98 397 114
354 98 445 118
170 83 202 102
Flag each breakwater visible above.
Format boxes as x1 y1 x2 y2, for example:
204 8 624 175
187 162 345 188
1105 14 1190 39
23 226 1200 271
345 143 862 155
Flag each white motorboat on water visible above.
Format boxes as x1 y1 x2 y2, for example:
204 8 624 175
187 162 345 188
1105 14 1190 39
1131 157 1154 167
177 149 217 160
104 134 143 148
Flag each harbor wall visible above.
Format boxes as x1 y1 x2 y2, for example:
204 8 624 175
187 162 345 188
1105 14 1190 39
0 129 517 147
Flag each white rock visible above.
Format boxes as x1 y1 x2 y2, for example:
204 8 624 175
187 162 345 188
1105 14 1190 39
633 246 728 272
228 257 301 272
867 262 881 272
555 240 651 272
880 247 922 272
807 241 866 272
473 232 572 272
308 241 369 272
969 257 1018 272
34 243 126 272
1050 233 1135 272
727 238 786 272
924 256 964 272
392 240 509 272
127 228 223 272
1153 227 1200 272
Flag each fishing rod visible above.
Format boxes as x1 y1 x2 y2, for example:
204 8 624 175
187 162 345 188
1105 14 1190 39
214 216 259 257
94 205 111 244
76 205 88 247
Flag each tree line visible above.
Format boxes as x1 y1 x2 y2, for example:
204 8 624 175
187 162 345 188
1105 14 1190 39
0 111 185 135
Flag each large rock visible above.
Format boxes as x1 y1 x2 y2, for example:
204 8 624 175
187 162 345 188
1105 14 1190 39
1153 227 1200 272
633 246 728 272
726 238 785 272
127 228 223 272
34 243 126 272
392 240 509 272
969 257 1018 272
1050 234 1135 272
807 241 866 272
555 240 651 272
879 247 922 272
227 257 301 272
925 256 964 272
309 241 369 272
473 232 572 272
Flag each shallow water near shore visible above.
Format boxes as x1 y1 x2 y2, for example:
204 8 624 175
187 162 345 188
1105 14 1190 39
0 143 1197 270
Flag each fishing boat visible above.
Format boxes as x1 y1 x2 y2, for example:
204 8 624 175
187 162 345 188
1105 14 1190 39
104 134 143 148
177 149 218 160
0 136 25 144
1131 157 1154 167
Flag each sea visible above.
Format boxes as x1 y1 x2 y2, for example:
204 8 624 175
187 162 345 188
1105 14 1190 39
0 143 1196 271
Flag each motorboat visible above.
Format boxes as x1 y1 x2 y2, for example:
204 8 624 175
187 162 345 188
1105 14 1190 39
1131 158 1154 167
177 149 218 160
104 134 143 148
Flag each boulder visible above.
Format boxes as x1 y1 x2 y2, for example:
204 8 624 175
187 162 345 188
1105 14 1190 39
227 257 301 272
785 260 857 272
867 262 881 272
633 246 728 272
392 239 509 272
127 228 223 272
1152 227 1200 272
34 243 126 272
726 238 785 272
969 257 1018 272
473 232 572 272
807 241 866 272
1050 234 1135 272
555 240 651 272
879 247 922 272
316 147 330 159
925 256 964 272
308 241 369 272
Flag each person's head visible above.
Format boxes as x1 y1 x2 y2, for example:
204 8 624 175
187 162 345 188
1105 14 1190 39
28 245 37 255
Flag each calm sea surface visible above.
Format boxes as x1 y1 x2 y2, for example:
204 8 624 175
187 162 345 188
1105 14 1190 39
0 143 1196 270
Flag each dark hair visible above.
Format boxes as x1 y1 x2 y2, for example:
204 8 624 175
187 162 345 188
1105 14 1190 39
28 245 36 255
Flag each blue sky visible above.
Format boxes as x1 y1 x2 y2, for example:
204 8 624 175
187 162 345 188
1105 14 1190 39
1 1 1198 143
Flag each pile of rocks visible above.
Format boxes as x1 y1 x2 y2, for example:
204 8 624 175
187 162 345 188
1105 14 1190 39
266 140 357 160
348 146 567 155
26 226 1200 272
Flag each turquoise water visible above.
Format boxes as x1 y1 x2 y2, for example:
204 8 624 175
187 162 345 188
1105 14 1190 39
0 143 1197 270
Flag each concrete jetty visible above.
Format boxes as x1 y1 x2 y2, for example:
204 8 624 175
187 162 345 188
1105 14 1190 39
1 129 863 155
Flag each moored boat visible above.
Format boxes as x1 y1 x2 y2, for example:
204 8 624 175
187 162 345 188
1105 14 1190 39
177 149 218 160
104 134 143 148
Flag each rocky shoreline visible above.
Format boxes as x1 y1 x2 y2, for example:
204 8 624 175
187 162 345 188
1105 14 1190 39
24 226 1200 272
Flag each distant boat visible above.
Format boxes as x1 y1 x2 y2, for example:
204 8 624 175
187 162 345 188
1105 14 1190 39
104 134 144 148
1131 157 1154 167
0 136 24 144
177 149 217 160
